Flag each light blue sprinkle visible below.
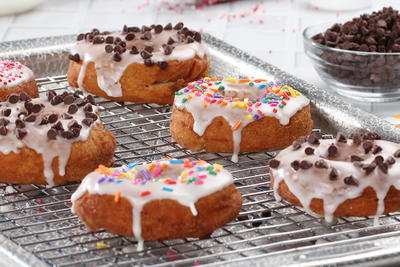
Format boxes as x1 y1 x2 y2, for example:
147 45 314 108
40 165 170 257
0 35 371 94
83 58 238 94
115 180 124 184
169 159 184 164
128 162 139 169
258 84 266 89
162 187 173 192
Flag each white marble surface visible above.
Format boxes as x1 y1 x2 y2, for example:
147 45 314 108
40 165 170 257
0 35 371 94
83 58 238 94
0 0 399 125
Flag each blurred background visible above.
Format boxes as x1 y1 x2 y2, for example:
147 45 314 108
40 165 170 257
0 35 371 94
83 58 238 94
0 0 398 125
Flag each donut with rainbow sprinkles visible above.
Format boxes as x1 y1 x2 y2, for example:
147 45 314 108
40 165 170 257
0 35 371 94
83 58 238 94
170 77 313 161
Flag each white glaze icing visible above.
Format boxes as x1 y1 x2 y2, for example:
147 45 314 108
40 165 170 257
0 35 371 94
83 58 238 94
0 59 33 88
71 26 206 97
271 137 400 222
173 77 310 162
0 92 99 186
71 159 234 250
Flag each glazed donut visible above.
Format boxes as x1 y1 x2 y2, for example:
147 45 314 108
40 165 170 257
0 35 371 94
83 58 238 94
0 91 115 186
67 23 209 105
270 131 400 222
0 59 39 101
170 77 313 162
71 159 242 250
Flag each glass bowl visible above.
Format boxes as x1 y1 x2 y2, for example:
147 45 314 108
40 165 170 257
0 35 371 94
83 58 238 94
303 23 400 102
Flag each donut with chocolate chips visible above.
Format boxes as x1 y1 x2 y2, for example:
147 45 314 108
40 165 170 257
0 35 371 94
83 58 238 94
0 59 39 101
67 22 209 105
0 91 115 186
270 130 400 222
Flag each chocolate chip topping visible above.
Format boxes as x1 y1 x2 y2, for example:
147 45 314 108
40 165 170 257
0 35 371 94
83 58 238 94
167 37 175 45
300 160 313 169
164 45 173 55
378 162 388 174
394 149 400 158
304 147 314 155
48 114 58 124
15 119 25 128
292 141 301 151
308 132 321 145
164 23 173 30
141 31 152 40
291 160 300 171
350 155 363 162
24 114 36 122
372 145 383 154
344 175 359 186
144 59 154 66
336 133 347 143
0 126 7 136
61 130 74 139
105 36 114 44
93 36 105 44
125 33 135 41
47 129 57 140
386 156 396 165
51 95 63 106
154 24 163 33
363 141 373 153
2 109 11 117
315 159 328 168
113 53 122 62
67 104 78 114
19 92 29 101
16 129 27 140
105 45 113 53
8 94 19 104
174 22 184 30
362 162 376 175
0 118 9 126
329 168 338 180
269 159 280 169
328 143 338 157
77 33 85 41
130 46 139 54
85 112 98 120
82 118 94 127
140 50 152 59
351 133 362 145
157 61 168 70
68 53 80 63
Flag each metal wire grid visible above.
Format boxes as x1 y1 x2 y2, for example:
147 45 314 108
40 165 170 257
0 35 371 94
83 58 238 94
0 76 399 267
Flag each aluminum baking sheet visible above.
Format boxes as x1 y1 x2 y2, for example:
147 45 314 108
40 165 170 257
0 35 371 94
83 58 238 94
0 33 399 267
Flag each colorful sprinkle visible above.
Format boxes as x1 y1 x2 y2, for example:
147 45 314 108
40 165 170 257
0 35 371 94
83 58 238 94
114 192 121 203
140 191 151 197
232 120 242 131
162 187 173 192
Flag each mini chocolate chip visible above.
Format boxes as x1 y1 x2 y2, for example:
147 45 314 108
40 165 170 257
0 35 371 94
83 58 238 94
394 149 400 158
16 129 27 139
291 160 300 171
154 24 163 33
328 143 338 157
105 36 114 44
19 92 29 101
351 133 362 145
15 119 25 128
83 104 93 112
362 131 381 141
350 155 363 162
0 126 7 136
68 104 78 114
308 133 320 145
113 53 122 62
82 118 94 126
61 130 74 139
114 37 122 44
105 45 113 53
157 61 168 70
31 104 42 113
2 109 11 117
63 95 75 105
86 95 95 105
93 36 105 44
167 37 175 45
372 145 382 154
144 46 154 53
130 46 139 54
141 31 152 40
362 162 376 175
140 50 152 59
144 59 154 66
292 141 301 151
378 162 388 174
300 160 313 169
46 90 56 101
24 114 36 122
8 94 19 104
336 133 347 143
0 118 9 126
85 112 98 120
194 32 201 42
304 147 314 155
53 121 64 131
62 113 73 119
164 23 173 30
39 117 49 125
363 141 373 153
164 45 173 55
51 95 63 105
47 129 57 140
315 159 328 168
122 24 128 33
187 37 194 43
74 98 85 106
329 168 338 180
48 114 58 123
68 53 80 63
344 175 359 186
68 120 82 129
174 22 184 30
269 159 280 169
386 156 396 165
125 33 135 41
71 127 81 137
128 26 140 32
77 33 85 41
119 41 127 48
374 155 384 164
141 25 151 32
114 45 125 54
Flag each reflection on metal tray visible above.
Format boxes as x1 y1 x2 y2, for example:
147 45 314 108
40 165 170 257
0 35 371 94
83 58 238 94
0 33 399 266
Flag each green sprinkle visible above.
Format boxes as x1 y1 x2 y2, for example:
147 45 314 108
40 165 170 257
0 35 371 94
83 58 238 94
206 166 213 171
182 98 187 103
209 171 217 175
279 104 285 108
218 86 225 90
249 82 254 86
175 92 183 95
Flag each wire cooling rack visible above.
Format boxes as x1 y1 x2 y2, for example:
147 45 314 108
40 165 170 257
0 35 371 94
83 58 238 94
1 76 400 267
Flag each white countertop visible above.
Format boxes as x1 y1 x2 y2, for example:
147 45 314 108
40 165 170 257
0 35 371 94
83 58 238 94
0 0 399 125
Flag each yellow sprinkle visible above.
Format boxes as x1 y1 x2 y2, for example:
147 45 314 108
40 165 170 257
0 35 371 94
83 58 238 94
213 163 223 169
114 192 121 203
246 115 253 120
226 77 237 83
97 242 107 249
393 114 400 119
181 170 189 176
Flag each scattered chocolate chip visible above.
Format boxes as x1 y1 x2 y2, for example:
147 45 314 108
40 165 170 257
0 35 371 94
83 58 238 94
164 45 173 55
157 61 168 70
24 114 36 123
53 121 64 131
82 118 93 126
362 162 376 175
394 149 400 158
93 36 105 44
141 31 152 40
291 160 300 171
48 114 58 123
336 133 347 143
261 210 272 217
378 162 388 174
2 109 11 117
39 117 49 125
300 160 313 169
15 119 25 128
154 24 163 33
63 95 75 105
47 129 57 140
329 168 338 180
252 218 263 228
269 159 280 169
144 59 154 66
105 45 113 53
140 50 152 59
304 147 314 155
351 133 362 145
128 26 140 32
125 33 135 41
164 23 173 30
328 143 338 157
372 145 382 154
31 104 42 113
292 141 302 151
113 53 122 62
68 53 80 63
308 132 321 145
141 25 151 32
85 112 98 120
386 156 396 165
363 141 373 153
19 92 29 101
51 95 63 105
8 94 19 104
167 37 175 45
74 98 85 106
83 104 93 112
122 24 128 33
0 118 9 126
16 129 27 140
194 32 202 42
130 46 139 54
344 175 359 186
86 95 95 105
77 33 85 41
68 104 78 114
114 45 126 54
174 22 184 30
315 159 328 168
350 155 363 162
237 214 248 221
187 37 194 43
61 130 74 139
374 155 384 164
46 90 56 101
0 126 7 136
105 36 114 44
71 127 81 137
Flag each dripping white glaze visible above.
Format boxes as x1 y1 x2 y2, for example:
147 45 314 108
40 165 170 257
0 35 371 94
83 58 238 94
174 78 310 162
0 59 34 88
271 138 400 223
0 93 99 186
71 159 234 250
71 27 206 97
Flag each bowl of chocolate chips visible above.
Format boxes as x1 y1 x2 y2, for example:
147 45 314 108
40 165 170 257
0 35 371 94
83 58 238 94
304 7 400 102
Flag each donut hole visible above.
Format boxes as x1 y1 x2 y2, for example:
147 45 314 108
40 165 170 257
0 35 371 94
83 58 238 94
220 82 263 100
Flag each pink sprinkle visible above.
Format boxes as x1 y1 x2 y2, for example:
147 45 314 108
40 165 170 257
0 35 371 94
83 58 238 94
195 180 204 185
255 102 262 107
247 102 253 107
152 168 163 178
270 103 278 107
248 108 253 112
188 170 194 175
167 251 176 255
198 174 207 179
